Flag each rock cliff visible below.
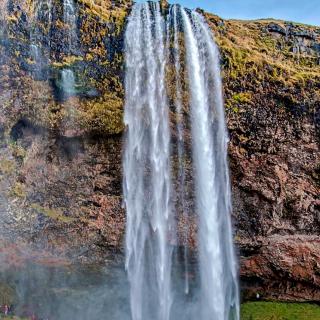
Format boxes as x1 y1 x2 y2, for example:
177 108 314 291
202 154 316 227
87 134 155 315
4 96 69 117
206 14 320 301
0 0 319 301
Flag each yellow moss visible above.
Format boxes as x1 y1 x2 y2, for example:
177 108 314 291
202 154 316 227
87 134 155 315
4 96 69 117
52 55 83 67
10 142 27 159
10 182 27 199
31 203 76 223
85 53 95 61
78 0 130 35
0 159 15 175
26 57 36 65
88 46 106 59
232 92 252 103
7 14 18 23
80 93 124 134
55 19 65 29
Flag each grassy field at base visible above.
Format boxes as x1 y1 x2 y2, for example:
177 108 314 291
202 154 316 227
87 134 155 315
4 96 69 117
1 302 320 320
241 302 320 320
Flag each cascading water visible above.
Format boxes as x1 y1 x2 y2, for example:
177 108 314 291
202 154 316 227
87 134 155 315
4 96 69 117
0 0 9 56
181 8 239 319
0 1 8 27
62 0 77 98
124 2 239 320
61 68 76 97
63 0 77 49
29 0 53 79
123 2 173 320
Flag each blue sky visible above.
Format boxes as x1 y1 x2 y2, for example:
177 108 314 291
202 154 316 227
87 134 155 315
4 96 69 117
136 0 320 25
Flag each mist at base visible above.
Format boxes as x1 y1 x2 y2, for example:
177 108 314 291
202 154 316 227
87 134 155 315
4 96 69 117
0 248 202 320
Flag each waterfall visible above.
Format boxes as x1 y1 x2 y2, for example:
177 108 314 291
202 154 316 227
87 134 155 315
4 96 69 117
123 2 173 320
61 69 76 97
62 0 77 97
29 0 53 79
0 1 8 23
0 1 8 66
0 0 9 54
63 0 77 50
181 8 239 319
124 3 239 320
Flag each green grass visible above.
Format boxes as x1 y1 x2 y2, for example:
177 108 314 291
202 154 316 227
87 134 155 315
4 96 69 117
2 302 320 320
241 302 320 320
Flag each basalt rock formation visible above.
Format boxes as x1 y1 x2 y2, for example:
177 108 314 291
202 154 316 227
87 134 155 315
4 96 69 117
0 0 319 302
206 15 320 301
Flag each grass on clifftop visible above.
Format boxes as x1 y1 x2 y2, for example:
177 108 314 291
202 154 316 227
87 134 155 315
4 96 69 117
241 302 320 320
204 13 320 86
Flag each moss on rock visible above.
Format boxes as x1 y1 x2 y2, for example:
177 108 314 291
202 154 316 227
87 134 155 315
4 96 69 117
79 93 124 135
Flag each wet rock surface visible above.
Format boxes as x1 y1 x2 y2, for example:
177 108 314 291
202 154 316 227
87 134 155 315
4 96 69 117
240 235 320 301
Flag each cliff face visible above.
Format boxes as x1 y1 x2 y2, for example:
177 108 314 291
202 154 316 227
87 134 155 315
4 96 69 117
0 0 132 263
206 14 320 301
0 0 319 301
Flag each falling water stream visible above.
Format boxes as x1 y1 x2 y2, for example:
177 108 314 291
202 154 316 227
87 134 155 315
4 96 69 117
181 8 239 319
62 0 77 97
123 3 173 320
0 1 239 319
29 0 52 79
124 3 239 320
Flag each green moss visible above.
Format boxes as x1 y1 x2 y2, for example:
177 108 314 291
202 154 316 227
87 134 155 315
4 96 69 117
31 203 75 223
226 92 252 112
208 13 320 87
258 35 277 52
241 302 320 320
233 92 252 104
2 0 130 137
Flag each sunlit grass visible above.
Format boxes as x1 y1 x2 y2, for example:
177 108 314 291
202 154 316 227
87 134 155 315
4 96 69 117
241 302 320 320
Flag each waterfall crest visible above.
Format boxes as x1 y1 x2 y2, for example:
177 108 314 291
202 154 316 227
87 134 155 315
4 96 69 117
123 3 239 320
